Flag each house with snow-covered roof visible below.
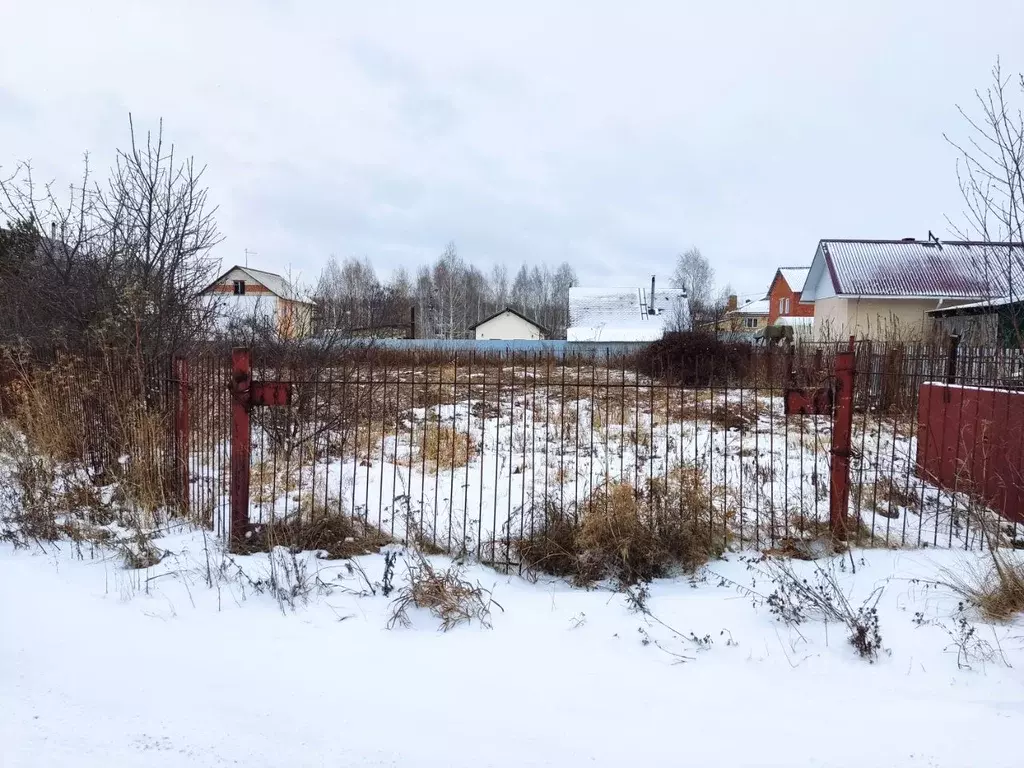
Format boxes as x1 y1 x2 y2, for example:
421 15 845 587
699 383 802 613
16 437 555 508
200 265 315 339
724 297 770 333
567 281 687 342
801 237 1024 341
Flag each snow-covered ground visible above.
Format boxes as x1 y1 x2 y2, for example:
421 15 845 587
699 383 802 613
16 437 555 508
4 529 1024 767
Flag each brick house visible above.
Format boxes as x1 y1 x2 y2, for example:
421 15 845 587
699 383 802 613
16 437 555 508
767 267 812 324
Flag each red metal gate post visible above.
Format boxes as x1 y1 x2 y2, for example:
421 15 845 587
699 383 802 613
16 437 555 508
230 347 252 549
830 348 856 542
174 356 190 516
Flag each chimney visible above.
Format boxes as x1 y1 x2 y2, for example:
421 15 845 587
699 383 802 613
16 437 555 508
649 275 656 314
50 221 57 239
727 294 738 312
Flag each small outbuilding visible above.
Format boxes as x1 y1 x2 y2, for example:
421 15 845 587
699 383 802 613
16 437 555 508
470 307 548 341
928 296 1024 348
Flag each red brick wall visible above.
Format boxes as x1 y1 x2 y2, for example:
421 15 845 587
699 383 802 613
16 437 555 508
209 281 272 294
916 382 1024 524
768 275 814 324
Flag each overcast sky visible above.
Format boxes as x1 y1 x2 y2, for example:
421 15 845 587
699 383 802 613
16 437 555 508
2 1 1022 299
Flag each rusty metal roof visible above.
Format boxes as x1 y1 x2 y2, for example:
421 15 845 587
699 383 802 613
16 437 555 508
820 239 1024 299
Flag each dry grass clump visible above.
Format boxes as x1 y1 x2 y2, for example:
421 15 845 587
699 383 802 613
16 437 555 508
0 420 121 547
111 405 172 516
388 553 496 631
940 550 1024 622
3 355 180 526
5 369 85 461
238 497 390 559
417 423 476 470
514 501 581 578
516 465 726 585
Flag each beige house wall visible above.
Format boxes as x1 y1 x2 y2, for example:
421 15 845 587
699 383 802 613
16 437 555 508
812 297 848 341
814 297 948 341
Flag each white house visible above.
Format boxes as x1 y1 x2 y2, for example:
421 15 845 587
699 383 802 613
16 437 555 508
801 238 1024 341
470 307 548 340
567 283 688 342
200 265 314 338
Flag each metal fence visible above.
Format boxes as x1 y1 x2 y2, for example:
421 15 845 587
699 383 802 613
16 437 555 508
173 341 1022 564
5 340 1023 568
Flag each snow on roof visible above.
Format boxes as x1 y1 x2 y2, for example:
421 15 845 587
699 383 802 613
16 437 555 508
238 266 313 303
813 240 1024 299
567 286 687 342
727 298 770 316
202 265 314 303
778 268 810 293
774 315 813 327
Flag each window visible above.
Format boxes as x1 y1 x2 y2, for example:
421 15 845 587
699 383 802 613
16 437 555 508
745 317 758 329
779 297 790 315
233 280 246 295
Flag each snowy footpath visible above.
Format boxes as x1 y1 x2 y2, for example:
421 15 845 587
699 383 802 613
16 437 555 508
3 531 1024 767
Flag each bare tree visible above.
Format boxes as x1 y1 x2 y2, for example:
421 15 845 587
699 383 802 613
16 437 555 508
946 59 1024 344
431 241 467 339
97 116 222 356
671 247 716 327
0 116 221 358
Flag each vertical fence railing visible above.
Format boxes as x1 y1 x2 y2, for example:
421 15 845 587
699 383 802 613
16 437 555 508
173 356 190 516
217 340 1024 563
10 339 1018 562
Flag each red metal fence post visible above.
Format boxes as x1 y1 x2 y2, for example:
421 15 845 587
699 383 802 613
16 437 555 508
830 349 856 542
230 347 252 549
174 356 190 516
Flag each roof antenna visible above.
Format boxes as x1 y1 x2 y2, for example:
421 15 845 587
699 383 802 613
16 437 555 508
245 248 257 267
927 230 941 247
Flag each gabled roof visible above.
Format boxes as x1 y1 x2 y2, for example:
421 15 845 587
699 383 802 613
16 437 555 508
469 306 548 334
773 267 810 294
200 265 314 303
804 239 1024 300
567 286 688 342
727 298 770 316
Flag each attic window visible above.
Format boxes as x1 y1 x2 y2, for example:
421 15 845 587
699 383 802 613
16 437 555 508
233 280 246 296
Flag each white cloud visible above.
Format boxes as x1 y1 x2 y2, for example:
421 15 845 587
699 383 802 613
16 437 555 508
1 0 1022 296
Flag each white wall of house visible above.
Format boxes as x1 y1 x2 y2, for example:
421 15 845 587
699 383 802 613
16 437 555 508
806 258 837 300
474 311 545 340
